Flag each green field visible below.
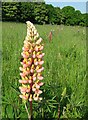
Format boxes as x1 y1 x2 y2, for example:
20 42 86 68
2 22 87 119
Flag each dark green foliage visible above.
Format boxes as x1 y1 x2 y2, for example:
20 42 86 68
2 2 88 26
61 6 75 25
46 4 61 25
2 2 18 21
33 3 48 24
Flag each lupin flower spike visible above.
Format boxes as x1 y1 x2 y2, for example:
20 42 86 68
19 21 44 119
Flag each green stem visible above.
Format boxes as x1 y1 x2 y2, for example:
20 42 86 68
42 108 44 118
25 103 32 120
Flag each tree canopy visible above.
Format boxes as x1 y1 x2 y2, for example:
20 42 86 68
2 2 88 26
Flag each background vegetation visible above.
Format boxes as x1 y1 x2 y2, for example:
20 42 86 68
1 1 88 119
2 2 88 26
2 22 87 119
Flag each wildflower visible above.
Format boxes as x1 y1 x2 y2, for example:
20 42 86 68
19 21 44 102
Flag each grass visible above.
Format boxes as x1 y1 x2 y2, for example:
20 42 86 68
2 22 87 119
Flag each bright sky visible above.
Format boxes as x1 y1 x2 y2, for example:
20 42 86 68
45 0 87 13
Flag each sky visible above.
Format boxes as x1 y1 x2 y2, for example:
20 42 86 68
45 0 87 13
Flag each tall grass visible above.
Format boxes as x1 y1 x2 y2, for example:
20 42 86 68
2 22 87 119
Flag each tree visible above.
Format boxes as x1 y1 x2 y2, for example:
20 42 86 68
46 4 61 25
61 6 75 25
2 2 87 26
33 3 48 24
17 2 34 22
54 7 61 25
2 2 18 21
79 13 88 26
73 10 82 25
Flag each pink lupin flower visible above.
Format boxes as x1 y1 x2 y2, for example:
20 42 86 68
21 51 30 59
19 94 28 100
34 45 39 52
34 58 38 66
19 80 29 84
37 53 45 59
19 21 44 119
36 67 44 73
19 86 30 94
38 60 44 65
39 45 44 51
35 89 42 94
33 93 42 101
33 94 39 101
29 94 32 101
38 82 44 86
33 73 37 81
32 51 36 58
23 64 29 68
22 47 29 51
36 38 42 44
37 76 44 80
20 73 26 77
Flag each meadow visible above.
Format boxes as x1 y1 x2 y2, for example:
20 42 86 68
2 22 87 119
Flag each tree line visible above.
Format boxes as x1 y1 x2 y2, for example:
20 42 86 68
2 2 88 26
